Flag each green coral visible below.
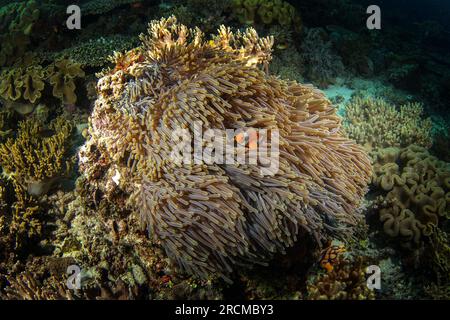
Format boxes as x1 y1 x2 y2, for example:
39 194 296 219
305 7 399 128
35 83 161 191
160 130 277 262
46 35 139 68
0 116 75 196
0 0 40 66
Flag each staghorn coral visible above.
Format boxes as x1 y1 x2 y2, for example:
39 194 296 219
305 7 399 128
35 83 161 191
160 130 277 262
80 16 372 281
0 0 40 66
307 256 376 300
344 97 433 151
46 59 85 105
0 116 75 196
372 145 450 246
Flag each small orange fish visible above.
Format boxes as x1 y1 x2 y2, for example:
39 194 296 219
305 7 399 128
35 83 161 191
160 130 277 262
235 130 259 150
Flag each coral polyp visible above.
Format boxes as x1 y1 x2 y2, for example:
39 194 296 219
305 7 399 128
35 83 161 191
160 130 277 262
80 16 372 281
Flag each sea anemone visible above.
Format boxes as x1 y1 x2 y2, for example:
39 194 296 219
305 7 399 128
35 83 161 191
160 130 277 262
82 16 372 281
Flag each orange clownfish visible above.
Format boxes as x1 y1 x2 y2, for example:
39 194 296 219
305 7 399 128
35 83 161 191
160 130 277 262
235 130 259 150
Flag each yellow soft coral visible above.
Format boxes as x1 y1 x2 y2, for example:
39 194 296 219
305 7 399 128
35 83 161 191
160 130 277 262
0 117 75 196
344 97 433 151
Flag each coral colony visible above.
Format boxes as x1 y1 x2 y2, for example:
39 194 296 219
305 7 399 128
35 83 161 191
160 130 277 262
0 0 449 300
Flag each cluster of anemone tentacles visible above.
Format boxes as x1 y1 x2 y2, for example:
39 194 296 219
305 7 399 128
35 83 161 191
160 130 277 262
81 16 372 281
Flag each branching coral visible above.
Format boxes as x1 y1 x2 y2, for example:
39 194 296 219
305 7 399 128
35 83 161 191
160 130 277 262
0 180 42 254
80 16 372 281
344 97 433 151
307 256 375 300
372 145 450 245
0 116 75 196
1 272 74 300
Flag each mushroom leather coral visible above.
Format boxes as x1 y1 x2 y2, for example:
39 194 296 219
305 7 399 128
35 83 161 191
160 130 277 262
372 145 450 245
47 59 85 104
82 16 372 280
0 65 45 103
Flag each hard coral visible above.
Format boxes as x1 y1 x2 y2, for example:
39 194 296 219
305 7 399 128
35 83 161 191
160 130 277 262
81 16 371 281
372 145 450 245
0 117 75 196
307 256 376 300
344 97 433 151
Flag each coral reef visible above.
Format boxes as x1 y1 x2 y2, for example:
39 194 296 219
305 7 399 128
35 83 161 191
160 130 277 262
300 28 345 88
344 97 433 151
46 36 139 68
0 59 85 105
0 0 39 66
0 117 75 196
46 59 85 105
269 47 303 82
371 145 450 246
0 180 42 255
307 255 376 300
81 0 145 16
0 65 45 104
79 16 372 282
1 272 73 300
